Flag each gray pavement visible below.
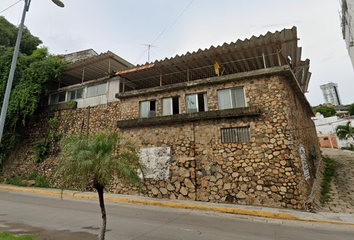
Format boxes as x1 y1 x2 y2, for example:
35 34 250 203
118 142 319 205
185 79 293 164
321 148 354 214
0 184 354 226
2 188 353 240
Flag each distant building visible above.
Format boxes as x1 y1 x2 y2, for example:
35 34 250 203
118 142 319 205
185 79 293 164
320 82 342 106
341 0 354 69
312 112 354 148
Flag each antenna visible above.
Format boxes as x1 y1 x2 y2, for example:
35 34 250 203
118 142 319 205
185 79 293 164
141 44 157 62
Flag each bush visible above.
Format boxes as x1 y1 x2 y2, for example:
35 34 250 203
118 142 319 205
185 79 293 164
34 175 50 188
321 156 336 203
32 141 50 163
0 231 43 240
6 171 50 188
8 176 26 186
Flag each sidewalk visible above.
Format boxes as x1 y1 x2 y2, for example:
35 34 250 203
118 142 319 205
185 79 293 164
1 184 354 226
320 148 354 214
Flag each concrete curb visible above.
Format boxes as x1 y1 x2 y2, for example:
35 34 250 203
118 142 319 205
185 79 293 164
1 185 353 226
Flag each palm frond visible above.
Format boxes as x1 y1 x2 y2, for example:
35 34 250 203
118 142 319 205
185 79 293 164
53 131 144 190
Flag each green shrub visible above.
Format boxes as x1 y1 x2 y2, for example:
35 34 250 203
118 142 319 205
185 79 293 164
321 156 336 203
0 231 43 240
8 176 25 186
28 170 38 180
34 175 50 188
32 141 50 163
66 100 76 108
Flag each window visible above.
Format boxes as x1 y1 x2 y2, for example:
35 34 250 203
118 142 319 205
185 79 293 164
140 100 156 118
221 127 251 143
68 88 84 100
186 93 208 113
40 95 49 106
162 97 179 116
217 87 246 110
87 83 107 97
50 92 66 104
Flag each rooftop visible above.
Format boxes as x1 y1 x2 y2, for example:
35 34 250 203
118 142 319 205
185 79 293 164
116 26 311 93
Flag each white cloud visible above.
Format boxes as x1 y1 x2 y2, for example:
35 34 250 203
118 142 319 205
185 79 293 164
1 0 354 105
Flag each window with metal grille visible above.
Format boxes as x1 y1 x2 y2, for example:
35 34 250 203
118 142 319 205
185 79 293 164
221 127 251 143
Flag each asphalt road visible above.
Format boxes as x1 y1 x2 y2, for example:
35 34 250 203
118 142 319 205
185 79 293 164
0 189 353 240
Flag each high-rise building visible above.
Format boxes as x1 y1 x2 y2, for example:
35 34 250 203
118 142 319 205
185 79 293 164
341 0 354 69
320 82 342 105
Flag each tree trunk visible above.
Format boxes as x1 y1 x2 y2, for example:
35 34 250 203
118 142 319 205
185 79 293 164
95 182 106 240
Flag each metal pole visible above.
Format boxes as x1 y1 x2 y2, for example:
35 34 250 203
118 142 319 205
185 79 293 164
0 0 31 144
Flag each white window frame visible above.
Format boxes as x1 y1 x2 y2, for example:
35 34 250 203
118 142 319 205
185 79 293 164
68 88 84 100
217 87 246 110
50 92 66 104
186 93 208 113
87 83 107 98
162 97 180 116
140 100 156 118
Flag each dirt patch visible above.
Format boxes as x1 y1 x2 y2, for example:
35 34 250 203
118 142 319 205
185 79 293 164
0 221 98 240
321 148 354 213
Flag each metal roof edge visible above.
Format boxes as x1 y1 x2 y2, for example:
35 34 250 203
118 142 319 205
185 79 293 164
116 66 292 99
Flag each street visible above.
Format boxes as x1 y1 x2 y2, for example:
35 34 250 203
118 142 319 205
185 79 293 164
0 189 353 240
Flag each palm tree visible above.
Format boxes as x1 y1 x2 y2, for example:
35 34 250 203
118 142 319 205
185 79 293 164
53 131 144 240
336 121 354 142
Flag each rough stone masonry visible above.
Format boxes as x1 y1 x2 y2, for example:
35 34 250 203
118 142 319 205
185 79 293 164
1 67 323 210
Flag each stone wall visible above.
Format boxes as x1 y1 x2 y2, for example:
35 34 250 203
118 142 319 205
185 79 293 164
114 72 322 209
1 69 322 210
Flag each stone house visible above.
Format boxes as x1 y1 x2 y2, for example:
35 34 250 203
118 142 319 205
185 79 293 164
2 27 322 210
113 27 322 209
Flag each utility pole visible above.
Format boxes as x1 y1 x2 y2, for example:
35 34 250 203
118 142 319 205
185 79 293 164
0 0 64 144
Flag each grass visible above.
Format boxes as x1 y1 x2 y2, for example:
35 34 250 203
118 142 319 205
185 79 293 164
6 170 50 188
0 232 43 240
321 155 336 203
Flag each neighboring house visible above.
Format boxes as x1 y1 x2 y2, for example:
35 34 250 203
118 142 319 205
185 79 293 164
341 0 354 70
40 49 133 109
114 27 321 209
312 113 354 148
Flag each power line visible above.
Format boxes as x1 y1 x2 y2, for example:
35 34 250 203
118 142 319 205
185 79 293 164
151 0 195 46
0 0 23 14
135 0 195 64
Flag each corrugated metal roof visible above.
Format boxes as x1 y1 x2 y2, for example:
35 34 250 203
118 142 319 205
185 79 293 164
117 26 311 93
57 51 134 87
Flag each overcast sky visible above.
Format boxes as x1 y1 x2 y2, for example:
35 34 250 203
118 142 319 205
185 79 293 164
1 0 354 106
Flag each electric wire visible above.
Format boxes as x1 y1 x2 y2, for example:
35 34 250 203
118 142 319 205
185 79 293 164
0 0 23 14
134 0 195 64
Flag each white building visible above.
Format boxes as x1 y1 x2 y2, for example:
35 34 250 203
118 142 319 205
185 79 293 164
341 0 354 70
312 113 354 148
319 82 342 106
41 49 134 109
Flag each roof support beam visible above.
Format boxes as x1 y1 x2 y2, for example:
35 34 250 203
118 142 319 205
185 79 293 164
262 53 267 69
81 67 85 83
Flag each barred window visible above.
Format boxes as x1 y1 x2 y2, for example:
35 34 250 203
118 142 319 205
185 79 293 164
221 127 251 143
